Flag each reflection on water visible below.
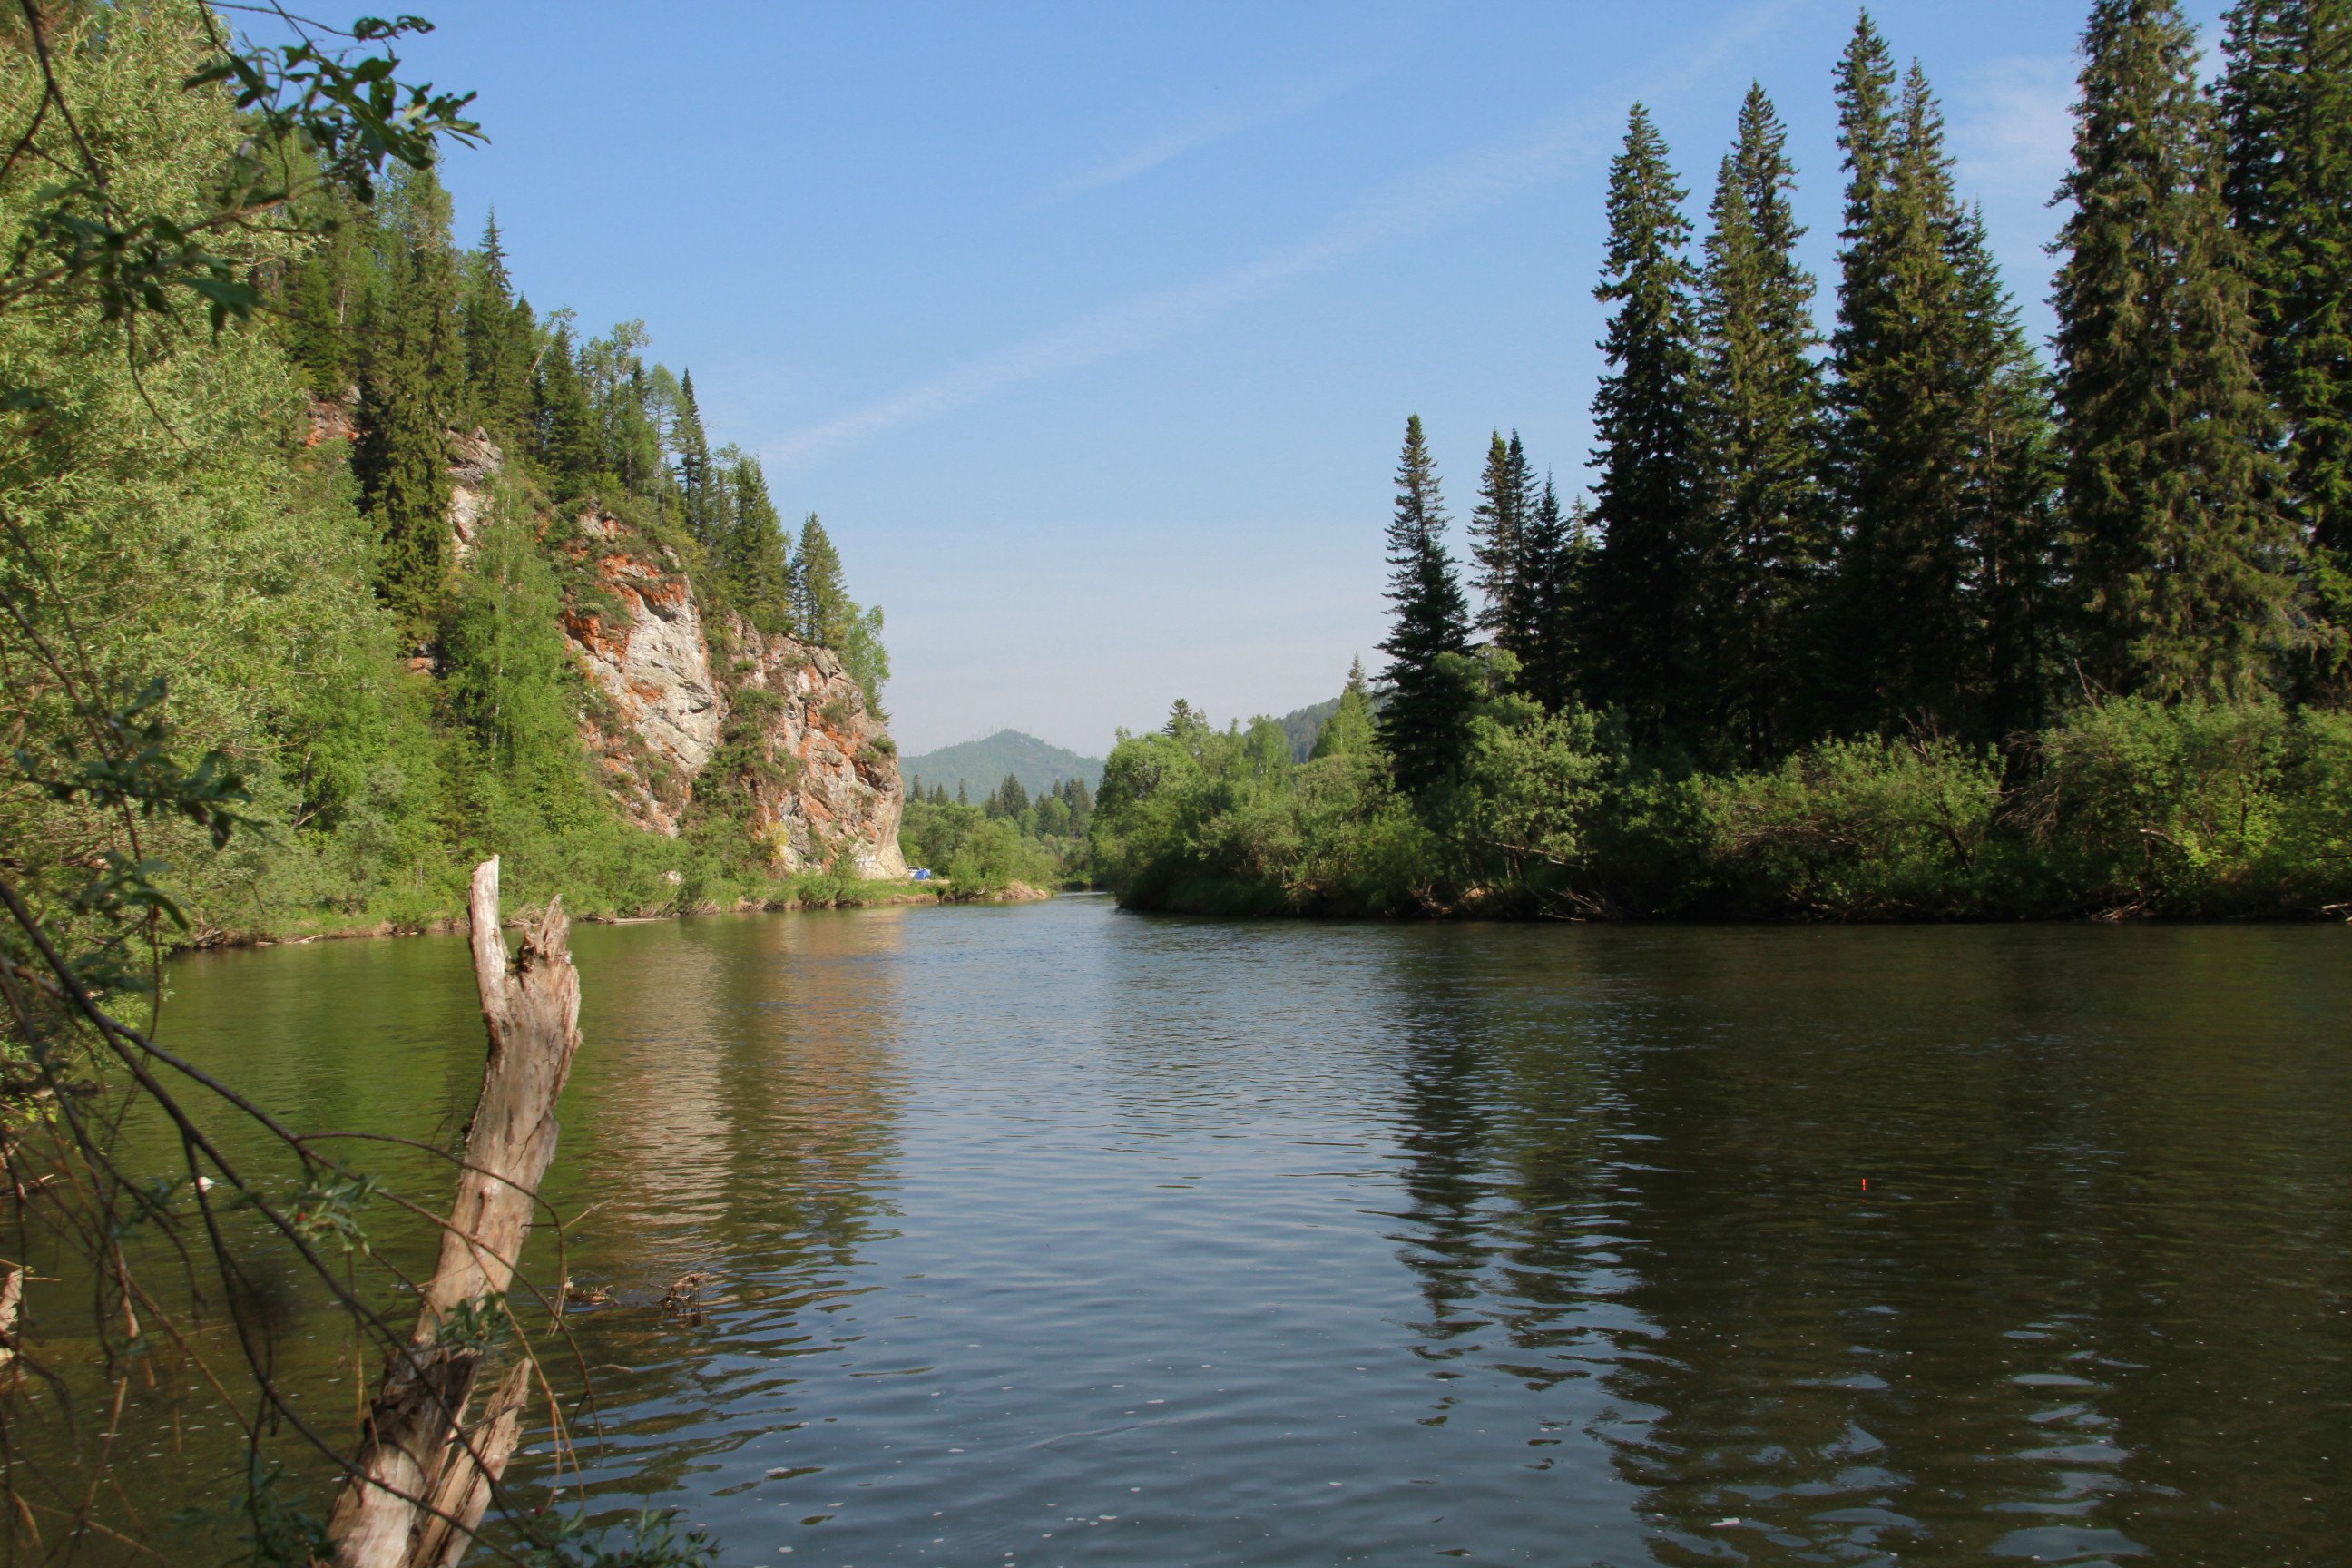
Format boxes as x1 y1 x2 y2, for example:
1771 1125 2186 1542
140 903 2349 1566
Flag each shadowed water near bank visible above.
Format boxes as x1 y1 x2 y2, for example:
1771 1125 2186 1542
140 898 2349 1566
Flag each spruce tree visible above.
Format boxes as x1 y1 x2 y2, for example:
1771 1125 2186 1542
1468 431 1535 640
354 189 462 643
1828 41 1969 735
1376 416 1474 792
1694 83 1828 761
533 326 599 491
1579 104 1701 746
286 228 358 396
722 451 792 624
460 213 535 440
2056 0 2298 696
1311 657 1379 759
1513 481 1589 713
671 369 719 547
1826 37 2056 740
1951 202 2063 739
2221 0 2352 688
792 514 852 647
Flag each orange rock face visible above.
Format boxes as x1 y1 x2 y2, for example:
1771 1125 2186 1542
553 511 904 874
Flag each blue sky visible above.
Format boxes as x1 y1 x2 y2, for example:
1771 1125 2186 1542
394 0 2232 756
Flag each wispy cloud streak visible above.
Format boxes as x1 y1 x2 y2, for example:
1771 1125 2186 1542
1038 75 1358 205
768 0 1809 473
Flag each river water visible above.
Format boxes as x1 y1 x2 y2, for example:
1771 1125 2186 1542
138 898 2347 1566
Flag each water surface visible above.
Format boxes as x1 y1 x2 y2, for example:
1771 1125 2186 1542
146 900 2350 1566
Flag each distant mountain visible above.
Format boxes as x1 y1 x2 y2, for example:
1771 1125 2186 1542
902 730 1104 802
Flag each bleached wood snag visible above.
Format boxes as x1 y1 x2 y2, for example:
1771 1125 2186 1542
326 857 583 1568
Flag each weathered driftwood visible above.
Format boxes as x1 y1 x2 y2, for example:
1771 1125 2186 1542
325 858 582 1568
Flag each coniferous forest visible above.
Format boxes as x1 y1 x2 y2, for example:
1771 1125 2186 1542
1093 1 2352 920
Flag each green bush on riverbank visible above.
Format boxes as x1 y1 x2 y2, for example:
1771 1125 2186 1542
1090 663 2352 920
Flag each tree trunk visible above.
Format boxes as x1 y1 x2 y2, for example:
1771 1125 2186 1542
325 858 582 1568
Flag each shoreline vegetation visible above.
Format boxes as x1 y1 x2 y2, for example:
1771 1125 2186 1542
203 876 1059 951
1092 6 2352 925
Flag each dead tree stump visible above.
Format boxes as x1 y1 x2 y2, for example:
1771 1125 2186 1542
325 858 583 1568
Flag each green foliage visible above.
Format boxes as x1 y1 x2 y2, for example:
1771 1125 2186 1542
1828 40 2058 741
1310 659 1377 760
1467 429 1534 641
441 493 608 861
901 780 1078 891
352 166 461 643
2056 0 2299 698
1094 688 2352 922
1581 103 1702 746
1695 83 1827 761
2220 0 2352 693
460 211 536 440
1376 415 1474 793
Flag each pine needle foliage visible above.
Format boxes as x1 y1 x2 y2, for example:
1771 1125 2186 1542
1694 83 1827 763
352 171 461 645
2056 0 2299 698
1377 415 1474 794
2220 0 2352 691
1513 482 1590 714
1827 31 2058 742
1468 429 1536 639
1580 104 1703 747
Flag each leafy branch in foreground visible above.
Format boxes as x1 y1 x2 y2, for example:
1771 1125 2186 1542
1 0 480 335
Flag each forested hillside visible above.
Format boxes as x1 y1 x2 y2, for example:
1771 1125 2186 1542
1093 2 2352 920
902 729 1103 800
0 2 911 963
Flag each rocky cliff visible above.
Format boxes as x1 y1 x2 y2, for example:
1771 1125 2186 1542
556 506 906 877
442 435 905 879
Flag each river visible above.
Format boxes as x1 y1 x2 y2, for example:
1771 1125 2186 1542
122 898 2350 1565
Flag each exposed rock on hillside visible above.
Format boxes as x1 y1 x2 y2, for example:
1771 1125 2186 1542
544 503 905 876
725 622 907 878
446 428 501 563
305 385 359 446
560 508 721 836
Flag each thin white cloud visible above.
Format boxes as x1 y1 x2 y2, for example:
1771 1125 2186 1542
1953 54 2078 207
1038 74 1359 206
767 0 1811 475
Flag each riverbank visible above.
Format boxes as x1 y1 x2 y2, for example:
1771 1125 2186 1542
199 877 1055 952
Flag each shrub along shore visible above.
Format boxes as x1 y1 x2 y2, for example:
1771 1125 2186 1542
1090 678 2352 923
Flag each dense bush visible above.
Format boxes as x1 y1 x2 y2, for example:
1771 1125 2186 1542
1090 678 2352 921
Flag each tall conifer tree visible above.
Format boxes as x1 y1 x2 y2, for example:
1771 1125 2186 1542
1580 104 1701 745
671 369 718 547
1468 430 1535 640
792 514 852 647
1514 481 1589 713
1951 203 2063 739
1311 657 1379 759
1695 83 1827 761
354 173 461 642
2056 0 2297 696
1828 34 2055 739
2220 0 2352 688
1377 415 1474 792
723 451 792 624
533 326 598 489
460 212 535 440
